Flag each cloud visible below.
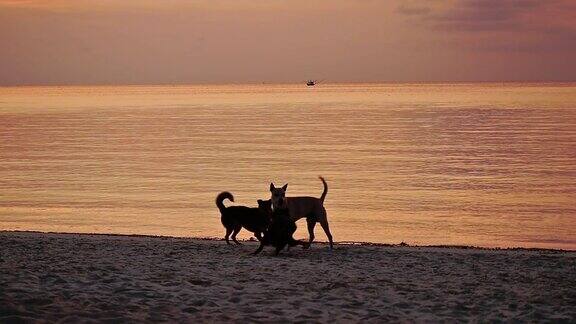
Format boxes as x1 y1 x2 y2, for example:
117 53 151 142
432 0 561 31
396 4 431 16
399 0 576 52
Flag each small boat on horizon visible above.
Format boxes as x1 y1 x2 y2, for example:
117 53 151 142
306 80 316 87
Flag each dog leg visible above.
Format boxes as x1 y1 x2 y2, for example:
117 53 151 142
320 219 334 249
253 242 265 255
288 238 303 247
318 207 334 249
305 218 316 249
225 227 233 245
275 243 286 256
231 226 242 245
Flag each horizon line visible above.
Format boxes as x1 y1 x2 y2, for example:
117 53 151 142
2 80 576 88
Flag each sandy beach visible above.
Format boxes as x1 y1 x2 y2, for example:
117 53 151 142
1 231 575 323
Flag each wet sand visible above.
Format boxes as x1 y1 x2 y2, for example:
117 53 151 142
1 231 575 322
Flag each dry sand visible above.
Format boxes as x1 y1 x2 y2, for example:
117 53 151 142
1 231 575 323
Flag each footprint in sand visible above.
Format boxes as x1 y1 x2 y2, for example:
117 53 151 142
228 296 241 304
188 279 211 286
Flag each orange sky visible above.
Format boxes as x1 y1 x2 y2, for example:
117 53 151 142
1 0 575 85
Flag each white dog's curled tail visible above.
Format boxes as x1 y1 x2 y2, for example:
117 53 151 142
319 176 328 203
216 191 234 213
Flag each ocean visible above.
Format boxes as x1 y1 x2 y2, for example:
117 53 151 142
1 83 575 249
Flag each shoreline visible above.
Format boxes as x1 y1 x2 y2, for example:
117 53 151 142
2 230 573 253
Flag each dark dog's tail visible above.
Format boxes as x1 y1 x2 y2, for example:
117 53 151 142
216 191 234 213
319 176 328 203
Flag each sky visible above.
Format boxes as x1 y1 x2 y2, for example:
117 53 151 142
1 0 575 85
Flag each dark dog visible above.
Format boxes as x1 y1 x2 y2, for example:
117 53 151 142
253 204 304 256
216 192 272 244
270 177 333 249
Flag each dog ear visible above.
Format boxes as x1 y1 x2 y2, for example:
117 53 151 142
270 183 275 191
282 183 288 191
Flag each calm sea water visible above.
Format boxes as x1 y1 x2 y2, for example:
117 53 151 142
1 83 575 249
